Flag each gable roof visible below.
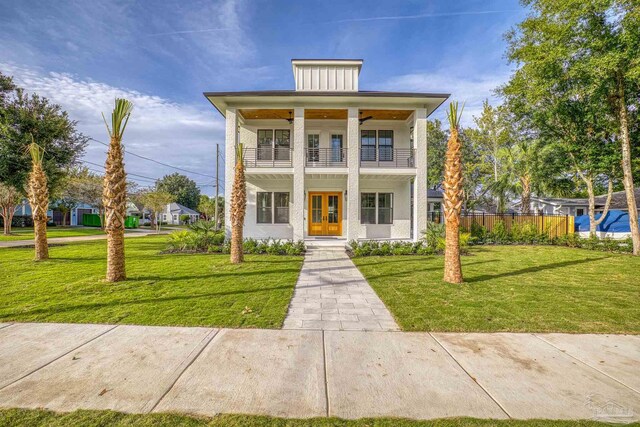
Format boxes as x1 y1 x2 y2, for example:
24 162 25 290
168 203 199 216
594 188 640 209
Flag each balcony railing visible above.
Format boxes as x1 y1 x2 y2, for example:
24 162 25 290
242 147 292 168
305 148 347 168
360 148 415 168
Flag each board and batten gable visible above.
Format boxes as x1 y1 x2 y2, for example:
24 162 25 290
292 59 362 92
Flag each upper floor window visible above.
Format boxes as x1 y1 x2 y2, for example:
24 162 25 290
360 130 376 161
307 134 319 162
360 130 394 161
257 129 290 160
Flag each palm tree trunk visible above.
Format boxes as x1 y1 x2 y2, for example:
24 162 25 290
616 78 639 255
33 218 48 260
443 126 463 284
230 150 246 264
27 147 49 261
104 134 127 282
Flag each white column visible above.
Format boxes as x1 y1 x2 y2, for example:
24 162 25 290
413 108 427 241
292 107 305 241
346 107 360 241
224 108 238 238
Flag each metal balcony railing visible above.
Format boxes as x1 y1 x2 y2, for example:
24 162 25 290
359 148 416 168
242 147 292 168
305 148 347 167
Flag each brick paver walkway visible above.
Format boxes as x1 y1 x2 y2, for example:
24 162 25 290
282 246 400 331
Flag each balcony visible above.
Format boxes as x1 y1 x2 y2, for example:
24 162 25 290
360 148 415 168
242 147 292 168
305 148 347 168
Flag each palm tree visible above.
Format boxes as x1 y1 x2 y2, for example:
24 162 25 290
102 99 133 282
26 139 49 261
443 102 464 284
230 143 246 264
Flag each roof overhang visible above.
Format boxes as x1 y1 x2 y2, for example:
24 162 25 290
204 91 450 120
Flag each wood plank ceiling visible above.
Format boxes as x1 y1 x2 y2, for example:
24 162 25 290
239 109 412 121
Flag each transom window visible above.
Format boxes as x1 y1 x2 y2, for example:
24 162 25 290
360 130 394 161
360 192 393 224
257 192 290 224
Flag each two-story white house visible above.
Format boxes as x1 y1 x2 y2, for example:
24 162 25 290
205 59 449 242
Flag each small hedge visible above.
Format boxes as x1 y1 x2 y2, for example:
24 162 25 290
468 220 633 254
163 221 305 255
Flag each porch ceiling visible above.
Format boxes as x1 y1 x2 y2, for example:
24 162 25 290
238 108 414 121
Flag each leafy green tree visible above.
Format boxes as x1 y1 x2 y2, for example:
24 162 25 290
156 173 200 210
0 182 21 235
426 119 448 189
0 72 88 195
504 0 640 253
140 190 174 233
198 195 216 220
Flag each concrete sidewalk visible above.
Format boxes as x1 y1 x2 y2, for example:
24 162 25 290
0 230 164 248
0 323 638 422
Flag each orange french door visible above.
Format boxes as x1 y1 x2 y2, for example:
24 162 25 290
308 192 342 236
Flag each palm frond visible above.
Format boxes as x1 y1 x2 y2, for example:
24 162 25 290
446 101 466 130
235 142 244 165
27 135 45 165
103 98 134 139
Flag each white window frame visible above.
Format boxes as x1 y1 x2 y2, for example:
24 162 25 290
360 192 394 224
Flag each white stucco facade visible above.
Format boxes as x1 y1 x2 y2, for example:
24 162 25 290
206 59 449 242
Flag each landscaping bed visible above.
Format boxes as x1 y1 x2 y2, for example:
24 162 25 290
0 235 303 328
352 245 640 334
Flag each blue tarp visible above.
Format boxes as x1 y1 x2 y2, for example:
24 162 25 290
574 209 637 233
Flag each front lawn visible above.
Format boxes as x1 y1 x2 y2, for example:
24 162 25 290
0 235 303 328
0 227 106 241
0 409 618 427
353 245 640 333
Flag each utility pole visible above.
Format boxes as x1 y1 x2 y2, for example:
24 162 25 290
214 143 220 230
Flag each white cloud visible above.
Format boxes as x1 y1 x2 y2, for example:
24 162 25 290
1 62 225 193
381 69 510 126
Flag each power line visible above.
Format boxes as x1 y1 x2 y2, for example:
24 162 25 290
89 138 217 179
81 160 159 183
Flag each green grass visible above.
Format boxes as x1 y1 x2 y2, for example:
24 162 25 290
0 235 303 328
0 409 626 427
0 227 107 241
353 245 640 333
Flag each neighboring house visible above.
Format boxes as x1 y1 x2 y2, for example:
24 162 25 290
160 203 200 225
16 200 98 226
527 188 640 216
206 59 449 241
427 189 443 214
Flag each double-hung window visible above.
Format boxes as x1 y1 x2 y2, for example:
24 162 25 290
257 130 273 160
307 134 319 163
257 192 290 224
257 129 290 161
360 130 393 161
360 192 393 224
360 130 377 161
378 130 394 161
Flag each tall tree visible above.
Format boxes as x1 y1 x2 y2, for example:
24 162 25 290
471 101 512 212
230 143 246 264
75 169 105 228
0 182 21 235
198 195 216 221
443 102 464 284
505 0 640 253
102 99 133 282
156 173 200 210
50 169 85 227
0 72 87 195
26 141 49 261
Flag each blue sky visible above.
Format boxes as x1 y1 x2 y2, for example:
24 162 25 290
0 0 528 193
